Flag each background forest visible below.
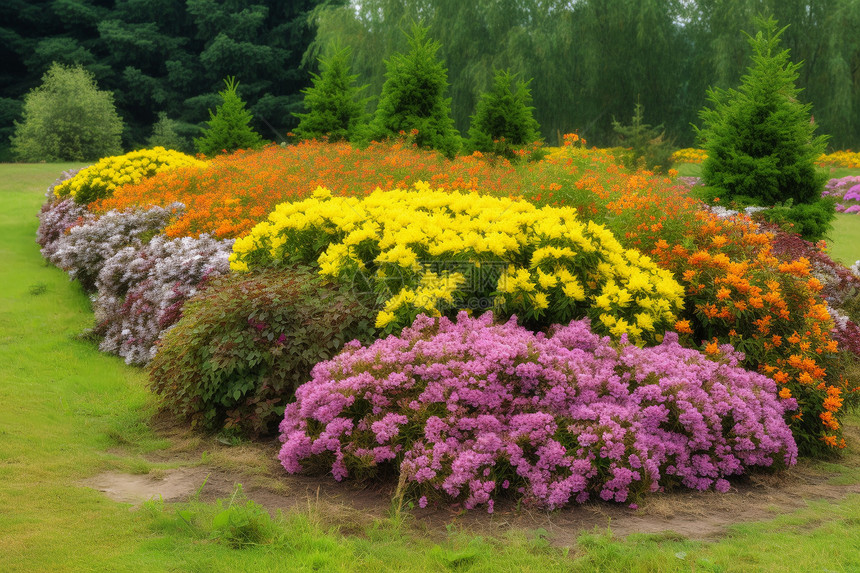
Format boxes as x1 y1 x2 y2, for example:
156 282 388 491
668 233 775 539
2 0 859 160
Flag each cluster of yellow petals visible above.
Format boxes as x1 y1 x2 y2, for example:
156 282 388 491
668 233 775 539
230 182 685 341
670 148 860 169
54 147 208 204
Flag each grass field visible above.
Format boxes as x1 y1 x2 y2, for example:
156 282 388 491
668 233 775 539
2 163 860 572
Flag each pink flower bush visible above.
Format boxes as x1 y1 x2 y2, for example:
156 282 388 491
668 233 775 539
279 312 797 511
824 176 860 214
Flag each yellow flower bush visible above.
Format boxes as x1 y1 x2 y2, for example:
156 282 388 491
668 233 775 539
54 147 208 204
671 148 708 164
672 147 860 169
817 150 860 169
230 182 685 342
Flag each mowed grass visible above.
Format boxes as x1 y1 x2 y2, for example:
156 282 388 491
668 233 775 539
829 214 860 265
2 162 860 572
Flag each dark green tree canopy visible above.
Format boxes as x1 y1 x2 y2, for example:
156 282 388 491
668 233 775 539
293 45 369 142
467 69 541 156
195 77 264 156
696 16 828 207
367 24 461 157
0 0 336 157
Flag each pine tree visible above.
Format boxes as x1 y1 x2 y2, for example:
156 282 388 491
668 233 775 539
293 45 369 142
467 69 541 159
194 77 264 156
696 16 828 208
367 24 460 158
612 102 673 173
147 112 191 152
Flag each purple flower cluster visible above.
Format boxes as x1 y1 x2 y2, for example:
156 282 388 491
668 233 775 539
94 234 233 364
823 176 860 214
279 312 797 511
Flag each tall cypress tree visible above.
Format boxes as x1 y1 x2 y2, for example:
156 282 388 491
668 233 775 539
367 24 460 157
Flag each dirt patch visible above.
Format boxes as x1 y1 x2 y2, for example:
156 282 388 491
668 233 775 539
84 416 860 542
82 468 212 504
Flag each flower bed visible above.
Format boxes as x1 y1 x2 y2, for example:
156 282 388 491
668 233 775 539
670 148 860 170
279 312 797 511
229 184 685 342
54 147 207 205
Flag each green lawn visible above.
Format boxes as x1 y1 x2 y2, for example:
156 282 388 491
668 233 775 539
3 163 860 572
829 213 860 265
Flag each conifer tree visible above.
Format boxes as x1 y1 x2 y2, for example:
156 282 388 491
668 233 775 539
367 24 460 158
467 69 541 159
612 102 673 173
147 112 190 152
194 77 264 156
696 16 828 208
293 46 369 142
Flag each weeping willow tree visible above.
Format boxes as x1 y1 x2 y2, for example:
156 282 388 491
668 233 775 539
305 0 860 148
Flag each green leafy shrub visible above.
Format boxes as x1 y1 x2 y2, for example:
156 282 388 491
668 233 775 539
194 77 264 157
367 25 461 158
148 267 377 435
467 69 541 161
696 17 829 212
293 45 369 142
759 198 836 242
611 103 673 173
10 63 123 162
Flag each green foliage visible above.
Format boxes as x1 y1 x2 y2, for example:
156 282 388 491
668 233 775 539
293 45 369 142
147 112 191 152
612 103 674 173
194 77 264 156
466 69 541 160
10 63 123 162
760 198 837 242
367 24 461 158
696 17 829 209
148 267 378 436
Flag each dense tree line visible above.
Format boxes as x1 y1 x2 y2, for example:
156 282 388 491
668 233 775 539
2 0 859 157
0 0 339 158
309 0 860 148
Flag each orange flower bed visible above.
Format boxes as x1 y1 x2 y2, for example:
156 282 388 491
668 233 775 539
96 141 525 239
647 211 854 454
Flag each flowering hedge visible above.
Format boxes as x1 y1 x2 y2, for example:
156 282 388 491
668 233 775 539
817 150 860 169
823 176 860 214
279 312 797 511
94 234 233 364
671 148 708 164
42 202 184 292
229 184 685 343
647 212 859 454
54 147 207 204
